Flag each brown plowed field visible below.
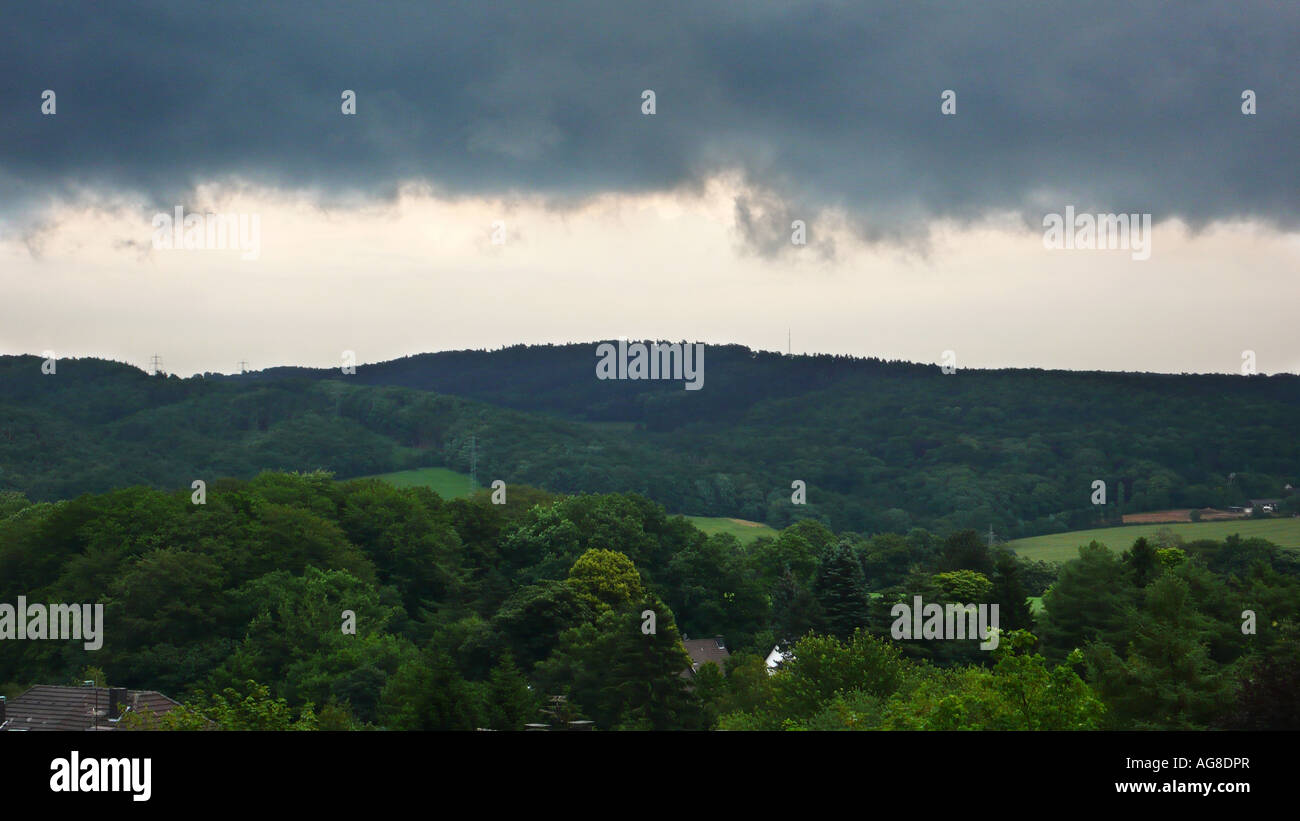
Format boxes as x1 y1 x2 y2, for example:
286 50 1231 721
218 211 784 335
1122 508 1247 524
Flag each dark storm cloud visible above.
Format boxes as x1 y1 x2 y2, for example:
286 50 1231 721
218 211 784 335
2 0 1298 234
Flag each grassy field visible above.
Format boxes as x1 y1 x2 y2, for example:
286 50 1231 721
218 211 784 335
683 515 779 544
362 467 478 499
363 469 782 544
1006 517 1300 563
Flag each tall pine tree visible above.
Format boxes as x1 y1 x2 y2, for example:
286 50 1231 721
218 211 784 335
812 541 870 639
992 548 1033 631
1123 537 1160 588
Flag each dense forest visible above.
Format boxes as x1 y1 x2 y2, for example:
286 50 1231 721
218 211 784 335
1 473 1296 730
1 346 1298 539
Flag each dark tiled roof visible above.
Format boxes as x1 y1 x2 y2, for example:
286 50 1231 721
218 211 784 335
682 638 730 676
1 685 181 731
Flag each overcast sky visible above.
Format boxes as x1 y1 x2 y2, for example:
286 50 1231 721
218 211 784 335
2 0 1297 376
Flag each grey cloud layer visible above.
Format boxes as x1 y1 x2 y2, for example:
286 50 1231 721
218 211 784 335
3 0 1298 231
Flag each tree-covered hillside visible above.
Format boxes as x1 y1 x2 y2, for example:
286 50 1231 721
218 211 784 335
2 346 1297 540
3 473 1296 730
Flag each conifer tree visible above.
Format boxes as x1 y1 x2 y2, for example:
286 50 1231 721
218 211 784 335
992 548 1033 631
1123 536 1160 588
812 541 871 639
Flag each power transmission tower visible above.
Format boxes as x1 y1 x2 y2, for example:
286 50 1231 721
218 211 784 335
150 354 163 376
238 360 249 374
987 524 996 548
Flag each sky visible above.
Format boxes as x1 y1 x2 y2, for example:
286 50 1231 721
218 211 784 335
1 0 1297 376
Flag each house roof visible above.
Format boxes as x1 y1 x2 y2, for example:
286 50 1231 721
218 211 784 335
681 637 730 676
1 685 182 731
765 645 793 670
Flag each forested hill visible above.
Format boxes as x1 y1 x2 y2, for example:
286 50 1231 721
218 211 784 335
250 344 907 427
2 347 1298 539
247 343 1300 431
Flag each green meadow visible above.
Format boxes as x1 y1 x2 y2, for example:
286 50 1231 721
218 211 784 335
682 515 779 544
362 467 478 499
1006 517 1300 563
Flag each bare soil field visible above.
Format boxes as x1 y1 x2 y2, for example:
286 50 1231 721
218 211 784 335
1122 508 1247 524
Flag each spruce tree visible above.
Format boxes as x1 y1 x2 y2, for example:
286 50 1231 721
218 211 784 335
485 653 538 730
812 541 871 639
991 548 1033 631
1124 537 1160 588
